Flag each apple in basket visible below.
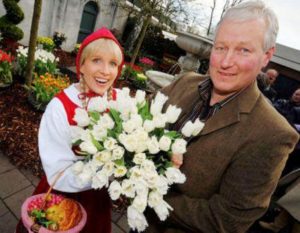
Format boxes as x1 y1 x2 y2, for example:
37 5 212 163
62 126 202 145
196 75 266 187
21 193 87 233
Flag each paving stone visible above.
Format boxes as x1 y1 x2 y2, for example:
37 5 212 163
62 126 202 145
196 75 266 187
4 185 35 219
0 169 31 198
0 151 15 174
112 222 126 233
0 211 18 233
0 199 8 217
116 214 130 233
112 210 124 222
19 168 40 187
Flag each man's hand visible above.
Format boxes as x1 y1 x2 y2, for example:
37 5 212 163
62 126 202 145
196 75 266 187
172 153 183 168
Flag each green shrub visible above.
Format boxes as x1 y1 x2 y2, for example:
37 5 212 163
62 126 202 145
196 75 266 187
37 36 55 52
0 0 24 41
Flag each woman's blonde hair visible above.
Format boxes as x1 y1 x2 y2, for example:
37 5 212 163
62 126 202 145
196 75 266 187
79 38 123 66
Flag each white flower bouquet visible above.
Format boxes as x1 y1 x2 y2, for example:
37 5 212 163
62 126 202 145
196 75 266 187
70 88 204 232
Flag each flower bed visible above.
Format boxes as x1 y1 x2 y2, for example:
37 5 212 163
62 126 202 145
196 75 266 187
28 73 70 111
0 49 14 87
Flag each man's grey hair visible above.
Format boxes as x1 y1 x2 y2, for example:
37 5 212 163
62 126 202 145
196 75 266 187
215 0 279 51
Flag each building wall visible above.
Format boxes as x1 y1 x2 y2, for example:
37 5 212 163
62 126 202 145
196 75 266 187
0 0 130 51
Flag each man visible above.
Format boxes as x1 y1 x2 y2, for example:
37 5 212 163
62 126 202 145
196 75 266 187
145 1 299 233
257 68 279 102
274 88 300 127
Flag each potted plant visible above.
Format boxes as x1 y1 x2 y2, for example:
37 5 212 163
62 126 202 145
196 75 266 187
53 32 67 49
0 49 13 87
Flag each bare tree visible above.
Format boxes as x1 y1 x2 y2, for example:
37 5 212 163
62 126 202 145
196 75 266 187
25 0 43 87
116 0 186 66
207 0 217 36
220 0 244 19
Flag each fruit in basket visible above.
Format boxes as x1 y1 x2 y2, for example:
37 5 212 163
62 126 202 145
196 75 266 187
46 198 82 231
28 194 64 212
27 194 82 231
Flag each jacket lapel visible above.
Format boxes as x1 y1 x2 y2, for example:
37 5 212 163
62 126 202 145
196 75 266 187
200 81 261 136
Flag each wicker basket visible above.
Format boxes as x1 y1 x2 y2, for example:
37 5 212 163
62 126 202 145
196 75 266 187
21 193 87 233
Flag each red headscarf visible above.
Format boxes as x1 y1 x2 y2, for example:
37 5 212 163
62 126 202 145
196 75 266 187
75 27 124 82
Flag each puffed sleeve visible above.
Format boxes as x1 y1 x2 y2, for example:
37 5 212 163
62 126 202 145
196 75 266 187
38 97 91 192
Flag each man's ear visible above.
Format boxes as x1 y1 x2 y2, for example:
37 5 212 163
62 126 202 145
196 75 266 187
263 46 275 67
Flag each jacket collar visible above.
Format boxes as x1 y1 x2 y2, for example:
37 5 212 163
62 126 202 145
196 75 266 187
200 80 261 136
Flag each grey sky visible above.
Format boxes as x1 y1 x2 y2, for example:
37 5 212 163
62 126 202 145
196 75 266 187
187 0 300 51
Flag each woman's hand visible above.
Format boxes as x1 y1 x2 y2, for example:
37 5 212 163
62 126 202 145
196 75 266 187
171 153 183 168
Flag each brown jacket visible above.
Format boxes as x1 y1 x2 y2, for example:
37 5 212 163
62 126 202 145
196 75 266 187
145 73 299 233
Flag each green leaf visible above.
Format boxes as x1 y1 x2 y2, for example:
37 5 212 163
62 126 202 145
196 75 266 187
138 101 152 121
109 109 123 135
73 139 82 146
91 134 103 151
151 128 164 138
164 131 181 139
114 158 125 166
89 111 100 122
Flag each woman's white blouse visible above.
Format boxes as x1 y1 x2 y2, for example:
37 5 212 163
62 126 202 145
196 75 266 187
38 84 89 192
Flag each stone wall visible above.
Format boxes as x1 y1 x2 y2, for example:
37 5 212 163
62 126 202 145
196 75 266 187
0 0 130 51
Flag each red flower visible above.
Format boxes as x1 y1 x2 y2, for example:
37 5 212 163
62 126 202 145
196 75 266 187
0 50 13 63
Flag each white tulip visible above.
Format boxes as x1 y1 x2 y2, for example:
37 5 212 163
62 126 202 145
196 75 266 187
132 194 148 213
155 175 169 195
181 119 205 137
108 180 122 200
148 190 163 208
87 96 108 112
123 120 136 134
147 136 160 154
135 90 146 105
102 161 115 176
165 167 186 185
73 108 90 127
92 171 109 189
159 135 172 151
133 153 146 165
79 141 97 154
122 179 135 198
141 160 156 173
192 118 205 136
99 113 115 130
171 138 187 154
127 205 148 232
181 120 194 137
112 146 125 160
92 125 107 141
114 165 127 177
129 166 143 181
150 92 168 116
103 137 117 151
153 200 173 221
143 119 155 132
130 114 143 128
165 105 182 123
153 114 167 128
99 150 112 163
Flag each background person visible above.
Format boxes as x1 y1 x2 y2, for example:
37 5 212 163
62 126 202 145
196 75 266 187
144 1 299 233
16 27 124 233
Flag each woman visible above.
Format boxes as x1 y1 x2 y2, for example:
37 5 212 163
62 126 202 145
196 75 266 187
16 27 124 233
